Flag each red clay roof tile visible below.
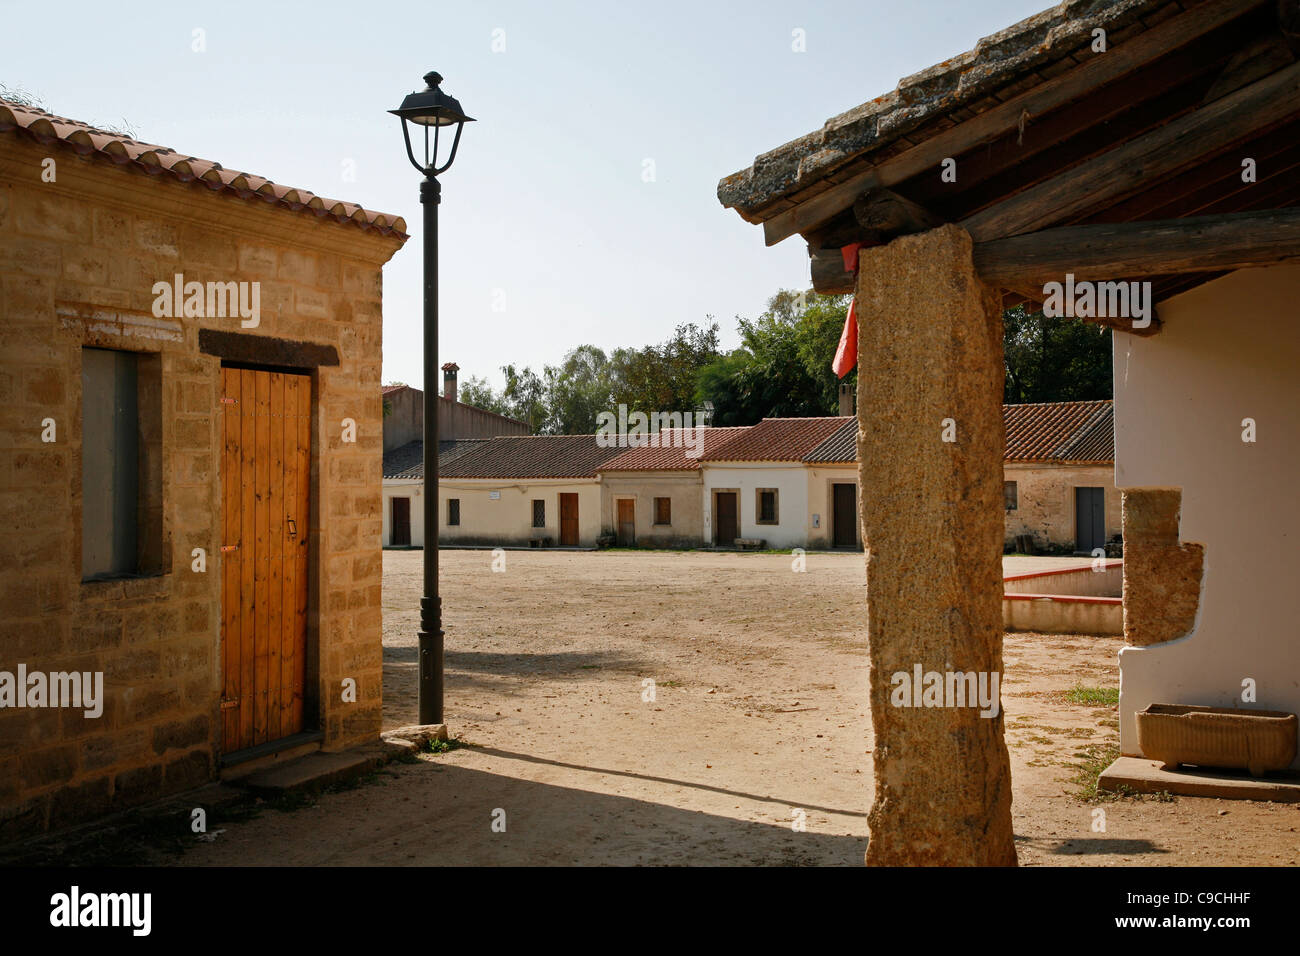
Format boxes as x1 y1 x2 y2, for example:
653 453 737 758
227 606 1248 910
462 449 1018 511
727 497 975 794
0 98 407 238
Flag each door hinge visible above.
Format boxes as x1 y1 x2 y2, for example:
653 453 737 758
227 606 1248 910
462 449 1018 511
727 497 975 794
220 397 238 405
220 544 239 553
220 697 239 710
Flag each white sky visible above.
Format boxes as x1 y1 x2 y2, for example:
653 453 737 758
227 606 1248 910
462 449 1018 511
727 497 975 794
3 0 1048 390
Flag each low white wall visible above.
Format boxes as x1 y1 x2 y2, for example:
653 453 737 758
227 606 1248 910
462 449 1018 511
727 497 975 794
1113 265 1300 766
1003 594 1123 635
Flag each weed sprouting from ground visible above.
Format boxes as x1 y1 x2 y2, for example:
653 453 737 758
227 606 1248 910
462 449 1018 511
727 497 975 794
1065 685 1119 707
1067 743 1176 804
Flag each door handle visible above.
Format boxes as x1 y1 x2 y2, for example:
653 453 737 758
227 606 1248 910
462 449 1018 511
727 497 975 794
287 518 297 536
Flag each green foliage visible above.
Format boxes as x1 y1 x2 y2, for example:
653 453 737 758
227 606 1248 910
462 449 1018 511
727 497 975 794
450 291 1111 435
1003 306 1113 403
696 289 852 425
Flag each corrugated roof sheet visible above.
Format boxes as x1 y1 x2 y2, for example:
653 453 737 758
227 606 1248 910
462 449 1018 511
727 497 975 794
0 99 407 238
598 427 751 471
382 439 488 479
1003 400 1113 463
803 418 858 463
439 435 626 479
704 417 851 462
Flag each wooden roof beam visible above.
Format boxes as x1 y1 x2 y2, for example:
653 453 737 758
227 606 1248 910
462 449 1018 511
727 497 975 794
759 0 1270 246
959 60 1300 241
972 205 1300 284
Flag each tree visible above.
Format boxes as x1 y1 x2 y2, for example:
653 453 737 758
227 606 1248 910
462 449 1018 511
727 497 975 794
611 322 720 417
545 345 615 434
1002 306 1112 403
457 375 512 417
695 289 850 424
501 364 550 432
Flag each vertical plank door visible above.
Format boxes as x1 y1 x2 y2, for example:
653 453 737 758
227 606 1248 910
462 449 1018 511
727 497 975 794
220 366 311 754
559 493 579 546
616 498 635 546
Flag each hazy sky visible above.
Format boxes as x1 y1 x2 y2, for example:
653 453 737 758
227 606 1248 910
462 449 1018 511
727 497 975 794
4 0 1047 390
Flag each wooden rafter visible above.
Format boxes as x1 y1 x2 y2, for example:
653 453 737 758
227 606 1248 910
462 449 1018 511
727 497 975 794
758 0 1269 246
958 60 1300 241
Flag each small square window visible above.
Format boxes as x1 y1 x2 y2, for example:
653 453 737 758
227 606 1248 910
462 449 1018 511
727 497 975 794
756 488 779 525
447 498 460 526
1004 480 1018 511
653 497 671 525
532 499 545 528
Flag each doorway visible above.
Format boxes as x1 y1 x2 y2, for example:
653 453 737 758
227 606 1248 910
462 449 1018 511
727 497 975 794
1075 486 1105 553
714 491 738 546
832 482 858 549
391 496 410 546
219 366 310 755
559 493 579 546
616 498 635 546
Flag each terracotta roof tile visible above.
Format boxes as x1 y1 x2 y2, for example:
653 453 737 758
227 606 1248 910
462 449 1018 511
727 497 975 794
0 99 407 238
383 439 488 479
803 418 858 463
440 435 625 480
598 427 751 471
703 417 851 462
1003 400 1113 463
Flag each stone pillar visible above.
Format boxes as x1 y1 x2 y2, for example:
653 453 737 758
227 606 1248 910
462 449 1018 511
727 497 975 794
855 224 1016 866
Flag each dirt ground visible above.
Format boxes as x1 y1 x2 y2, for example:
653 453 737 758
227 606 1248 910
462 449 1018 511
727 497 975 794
179 549 1300 866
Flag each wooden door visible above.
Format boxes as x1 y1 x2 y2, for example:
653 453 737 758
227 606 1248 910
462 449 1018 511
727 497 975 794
616 499 635 546
715 492 738 545
559 493 579 546
1075 486 1105 553
832 483 858 548
391 496 411 546
220 367 310 755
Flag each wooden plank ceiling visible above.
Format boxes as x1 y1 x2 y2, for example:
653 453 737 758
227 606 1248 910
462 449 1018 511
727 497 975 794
725 0 1300 331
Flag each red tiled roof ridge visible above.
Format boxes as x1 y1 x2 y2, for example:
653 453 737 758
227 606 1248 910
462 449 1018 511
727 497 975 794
0 98 408 239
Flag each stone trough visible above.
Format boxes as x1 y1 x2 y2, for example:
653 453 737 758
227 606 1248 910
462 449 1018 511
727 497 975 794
1136 704 1298 777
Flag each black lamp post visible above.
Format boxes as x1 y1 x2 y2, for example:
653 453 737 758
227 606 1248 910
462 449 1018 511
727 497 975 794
390 71 474 724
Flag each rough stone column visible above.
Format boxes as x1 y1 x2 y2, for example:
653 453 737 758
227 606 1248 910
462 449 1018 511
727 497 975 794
855 224 1017 866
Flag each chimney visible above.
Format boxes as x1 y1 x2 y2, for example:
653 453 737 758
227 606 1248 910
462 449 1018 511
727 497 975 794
441 362 459 404
838 382 856 417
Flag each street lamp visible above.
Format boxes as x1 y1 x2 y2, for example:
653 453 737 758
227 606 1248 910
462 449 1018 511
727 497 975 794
390 71 474 725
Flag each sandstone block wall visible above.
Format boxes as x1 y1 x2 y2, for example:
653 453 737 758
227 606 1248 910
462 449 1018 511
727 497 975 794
0 134 403 838
1121 488 1204 646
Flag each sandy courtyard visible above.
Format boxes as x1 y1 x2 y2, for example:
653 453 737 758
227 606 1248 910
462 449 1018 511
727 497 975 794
180 549 1299 866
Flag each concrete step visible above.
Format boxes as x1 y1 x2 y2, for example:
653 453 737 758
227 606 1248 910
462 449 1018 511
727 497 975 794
235 724 449 797
1100 755 1300 802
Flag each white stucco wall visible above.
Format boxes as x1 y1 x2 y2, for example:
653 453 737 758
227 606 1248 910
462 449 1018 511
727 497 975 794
1113 265 1300 766
382 479 424 546
701 462 809 549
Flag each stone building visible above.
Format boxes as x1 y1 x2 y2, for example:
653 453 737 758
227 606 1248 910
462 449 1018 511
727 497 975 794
719 0 1300 861
0 99 406 838
1002 400 1119 553
380 364 530 547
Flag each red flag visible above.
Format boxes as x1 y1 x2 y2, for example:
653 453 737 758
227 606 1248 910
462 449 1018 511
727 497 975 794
832 241 863 378
832 296 857 378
